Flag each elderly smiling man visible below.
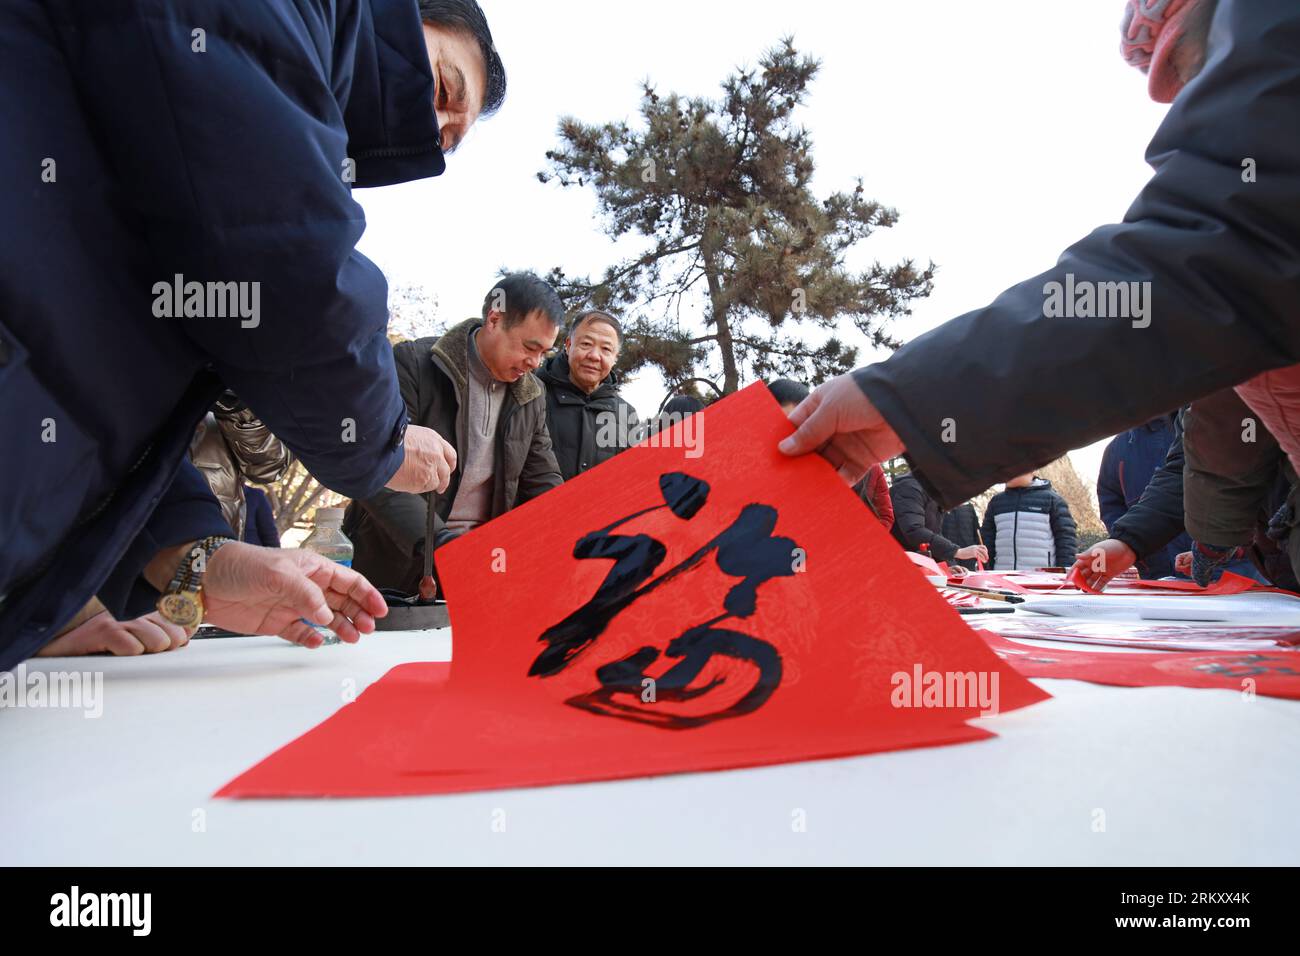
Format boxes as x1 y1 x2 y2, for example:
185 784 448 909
537 310 642 482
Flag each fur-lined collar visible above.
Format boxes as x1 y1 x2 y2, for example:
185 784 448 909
429 318 543 405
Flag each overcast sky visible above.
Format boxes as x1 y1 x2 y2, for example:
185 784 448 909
356 0 1173 503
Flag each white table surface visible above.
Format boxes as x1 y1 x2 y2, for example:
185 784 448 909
3 621 1298 866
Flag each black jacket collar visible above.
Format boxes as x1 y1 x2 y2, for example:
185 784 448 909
539 353 622 402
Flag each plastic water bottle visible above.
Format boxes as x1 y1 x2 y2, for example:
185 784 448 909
299 507 353 644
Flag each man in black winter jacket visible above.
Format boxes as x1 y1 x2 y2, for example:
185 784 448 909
538 310 641 482
980 475 1077 571
345 275 565 593
891 473 988 566
942 503 983 570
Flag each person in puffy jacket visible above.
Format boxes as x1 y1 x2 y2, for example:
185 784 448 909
980 475 1077 571
190 392 292 541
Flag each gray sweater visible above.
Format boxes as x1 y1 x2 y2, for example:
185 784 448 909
445 330 505 534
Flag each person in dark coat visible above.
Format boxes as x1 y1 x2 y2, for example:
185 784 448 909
980 475 1077 571
942 503 982 570
890 473 988 566
1181 389 1296 586
779 2 1300 522
0 0 505 669
242 487 281 548
1097 416 1191 578
538 310 641 481
768 379 811 412
650 395 706 435
1072 392 1288 590
344 276 565 593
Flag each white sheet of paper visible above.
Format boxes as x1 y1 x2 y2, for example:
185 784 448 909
1017 591 1300 625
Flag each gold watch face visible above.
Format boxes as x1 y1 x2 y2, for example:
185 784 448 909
157 591 203 628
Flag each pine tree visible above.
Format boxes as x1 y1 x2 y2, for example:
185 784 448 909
537 38 934 393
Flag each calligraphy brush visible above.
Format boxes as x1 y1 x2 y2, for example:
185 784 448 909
943 583 1025 604
419 488 438 603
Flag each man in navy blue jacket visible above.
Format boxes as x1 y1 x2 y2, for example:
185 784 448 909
1097 416 1192 578
0 0 504 669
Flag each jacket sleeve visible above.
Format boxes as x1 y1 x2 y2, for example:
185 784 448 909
1182 388 1283 545
1111 413 1189 559
891 481 959 562
67 4 409 500
518 412 564 504
96 458 234 620
852 0 1300 508
1051 494 1078 567
1096 440 1127 533
249 491 281 547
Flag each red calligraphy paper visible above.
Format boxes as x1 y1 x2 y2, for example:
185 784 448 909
219 384 1048 798
978 629 1300 699
1128 572 1285 595
905 550 945 576
952 573 1031 594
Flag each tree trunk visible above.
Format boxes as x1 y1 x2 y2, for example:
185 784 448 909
704 262 739 393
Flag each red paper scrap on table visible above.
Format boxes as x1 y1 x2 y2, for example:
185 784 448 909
906 551 944 576
1128 572 1284 595
218 384 1048 799
969 568 1279 597
955 572 1040 593
978 630 1300 700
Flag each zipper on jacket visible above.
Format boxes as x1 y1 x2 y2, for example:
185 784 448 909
1011 487 1020 570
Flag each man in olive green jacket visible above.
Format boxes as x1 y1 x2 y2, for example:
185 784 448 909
344 275 564 592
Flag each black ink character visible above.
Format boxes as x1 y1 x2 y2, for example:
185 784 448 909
1193 654 1300 678
530 472 798 729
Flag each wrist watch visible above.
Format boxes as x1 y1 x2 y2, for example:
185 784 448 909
156 536 236 629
